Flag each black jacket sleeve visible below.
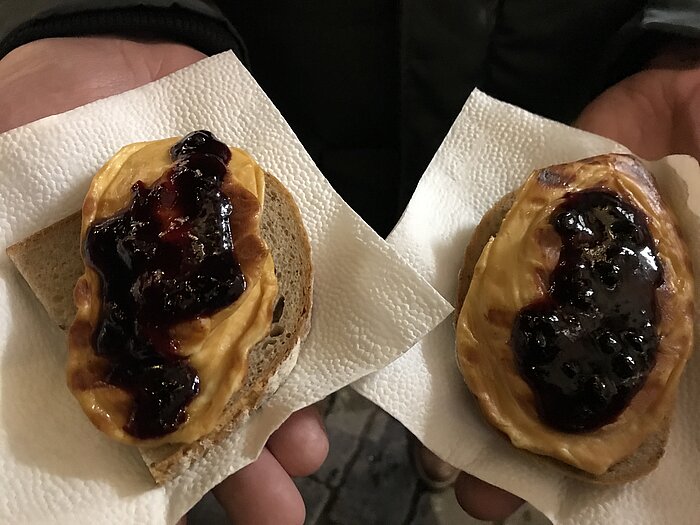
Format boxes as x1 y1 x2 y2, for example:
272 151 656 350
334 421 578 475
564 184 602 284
594 0 700 100
644 0 700 37
0 0 246 61
481 0 700 124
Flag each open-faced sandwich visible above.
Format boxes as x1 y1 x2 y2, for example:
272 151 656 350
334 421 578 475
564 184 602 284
6 130 313 483
455 154 694 483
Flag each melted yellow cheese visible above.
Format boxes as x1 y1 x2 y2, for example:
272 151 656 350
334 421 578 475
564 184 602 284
456 155 694 475
68 138 278 446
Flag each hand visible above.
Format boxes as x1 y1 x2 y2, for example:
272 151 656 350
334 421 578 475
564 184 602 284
180 406 328 525
454 473 525 521
0 37 207 133
0 37 329 525
575 41 700 159
417 442 524 520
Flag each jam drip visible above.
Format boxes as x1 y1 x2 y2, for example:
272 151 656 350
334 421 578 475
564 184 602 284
85 130 244 439
512 191 663 432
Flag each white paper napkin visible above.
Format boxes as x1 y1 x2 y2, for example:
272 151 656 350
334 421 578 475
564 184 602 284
0 52 452 525
354 90 700 525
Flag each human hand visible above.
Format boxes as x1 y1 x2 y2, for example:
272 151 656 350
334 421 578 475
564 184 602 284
575 41 700 159
0 37 207 134
179 406 328 525
454 473 525 521
0 37 330 525
415 442 524 521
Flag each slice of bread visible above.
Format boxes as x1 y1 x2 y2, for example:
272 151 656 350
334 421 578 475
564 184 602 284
6 213 84 331
456 191 669 484
6 172 312 484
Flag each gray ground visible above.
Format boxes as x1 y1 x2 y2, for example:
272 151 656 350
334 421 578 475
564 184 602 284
189 388 552 525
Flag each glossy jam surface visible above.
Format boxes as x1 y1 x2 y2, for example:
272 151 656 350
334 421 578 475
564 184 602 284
85 130 244 439
512 191 663 432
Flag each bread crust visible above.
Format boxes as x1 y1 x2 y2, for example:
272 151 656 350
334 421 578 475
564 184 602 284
6 172 312 484
455 155 691 483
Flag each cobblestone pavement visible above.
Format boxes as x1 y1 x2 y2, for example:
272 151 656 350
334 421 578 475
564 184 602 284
189 388 552 525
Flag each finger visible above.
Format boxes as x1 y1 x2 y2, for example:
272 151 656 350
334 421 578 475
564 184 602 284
267 405 329 477
213 447 305 525
454 472 524 521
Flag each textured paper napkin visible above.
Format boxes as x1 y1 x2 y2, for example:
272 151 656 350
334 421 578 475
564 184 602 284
0 52 452 524
354 90 700 525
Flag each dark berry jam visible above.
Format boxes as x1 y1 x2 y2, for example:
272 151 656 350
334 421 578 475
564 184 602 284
511 191 663 432
85 130 245 439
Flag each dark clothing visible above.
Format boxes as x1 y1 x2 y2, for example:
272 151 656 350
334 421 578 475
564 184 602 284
1 1 698 235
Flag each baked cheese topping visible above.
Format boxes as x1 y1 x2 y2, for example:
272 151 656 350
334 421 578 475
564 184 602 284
68 135 278 446
456 155 694 475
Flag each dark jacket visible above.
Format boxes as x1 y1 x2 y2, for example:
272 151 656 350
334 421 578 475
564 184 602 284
1 0 698 235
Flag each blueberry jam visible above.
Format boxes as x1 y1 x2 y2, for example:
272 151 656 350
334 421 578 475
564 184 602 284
84 130 244 439
511 191 663 432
